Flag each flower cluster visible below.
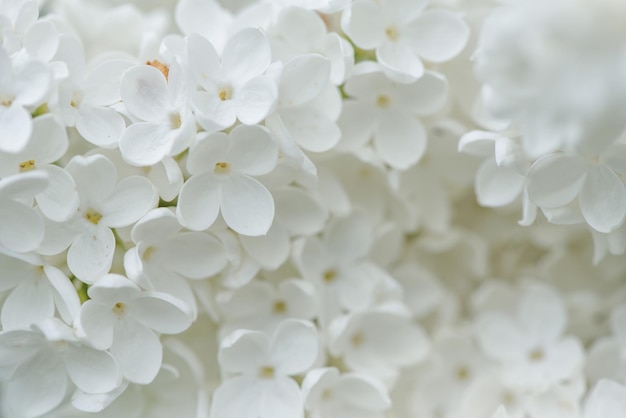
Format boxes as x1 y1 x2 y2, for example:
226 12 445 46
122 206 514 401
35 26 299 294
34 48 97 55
0 0 625 417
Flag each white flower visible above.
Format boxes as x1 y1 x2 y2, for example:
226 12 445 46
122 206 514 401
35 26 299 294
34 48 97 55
186 28 278 132
46 154 158 283
76 274 193 384
584 379 626 418
124 207 229 317
0 170 48 253
177 124 278 236
0 47 51 153
0 317 120 418
211 319 319 418
342 0 469 82
475 283 585 391
337 63 447 169
0 250 80 331
0 114 79 222
119 61 195 166
302 367 391 418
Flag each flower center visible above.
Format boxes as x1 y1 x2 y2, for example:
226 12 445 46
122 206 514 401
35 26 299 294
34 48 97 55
376 95 391 109
322 269 337 283
385 26 399 41
273 300 287 314
18 160 36 172
214 161 230 174
85 209 103 225
259 366 275 379
146 60 169 80
218 87 232 101
456 366 470 381
112 302 126 316
169 112 182 129
528 348 545 362
351 332 365 347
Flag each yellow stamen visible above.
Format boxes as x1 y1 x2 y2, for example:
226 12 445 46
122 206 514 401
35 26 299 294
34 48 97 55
273 300 287 314
214 161 230 174
18 160 36 172
322 269 337 283
85 209 103 225
376 95 390 109
385 26 399 41
146 60 169 80
259 366 275 379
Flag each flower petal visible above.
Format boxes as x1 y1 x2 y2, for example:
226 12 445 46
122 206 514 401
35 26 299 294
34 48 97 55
580 164 626 233
271 319 319 375
376 39 424 83
165 232 228 278
220 174 275 236
119 122 175 167
67 225 115 283
279 54 330 107
36 164 80 222
374 111 427 170
222 28 271 82
474 159 524 207
280 107 341 153
120 65 169 122
101 176 157 228
1 278 54 331
518 284 566 344
65 344 120 393
0 105 32 153
0 200 44 253
219 330 270 374
133 292 193 334
227 124 278 176
406 9 469 63
176 173 221 231
111 320 162 384
232 75 278 125
341 0 385 50
76 105 125 148
526 154 587 209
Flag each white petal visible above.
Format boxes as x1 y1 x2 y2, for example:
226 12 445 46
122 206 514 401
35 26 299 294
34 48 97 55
75 105 125 148
407 9 469 62
271 319 319 375
65 344 120 393
186 33 221 88
376 39 424 83
0 201 44 253
274 188 327 235
193 90 237 132
187 131 229 175
28 113 69 165
240 224 290 270
101 176 157 228
24 20 58 61
120 65 169 122
67 226 115 283
341 0 385 50
1 279 53 330
0 105 32 153
83 59 134 106
175 0 232 47
220 174 275 236
176 173 221 231
219 330 270 374
475 313 527 362
77 300 115 350
131 207 180 243
475 159 524 207
165 232 228 278
396 70 448 115
279 54 330 107
458 130 502 156
45 265 80 325
133 292 193 334
227 124 278 176
374 111 426 170
335 101 378 151
584 380 626 418
325 212 372 263
280 107 341 152
275 7 325 52
222 28 271 82
580 164 626 233
119 122 175 167
148 156 184 202
337 374 391 411
36 164 79 222
232 75 278 125
518 284 566 344
111 320 162 384
5 351 67 418
526 154 587 209
65 155 117 207
210 377 304 418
